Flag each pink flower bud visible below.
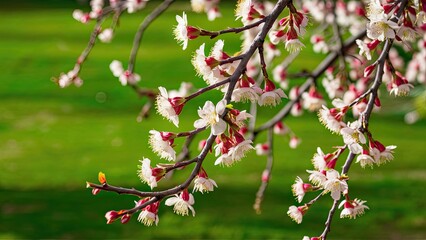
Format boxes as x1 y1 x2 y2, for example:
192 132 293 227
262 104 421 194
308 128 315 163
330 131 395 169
160 132 176 141
289 136 301 149
151 167 166 181
247 6 264 20
196 139 206 152
367 39 380 50
186 26 201 39
279 17 289 26
264 79 276 92
239 127 248 135
92 188 101 195
261 170 270 182
181 189 190 202
374 97 381 107
383 4 394 14
355 6 366 16
364 64 376 77
204 56 219 68
121 214 131 224
105 210 120 224
344 201 355 209
372 140 386 152
302 183 312 192
326 158 337 169
169 97 186 115
136 198 150 207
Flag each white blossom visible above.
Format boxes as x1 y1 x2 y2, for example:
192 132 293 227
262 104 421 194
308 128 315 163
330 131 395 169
339 198 369 219
148 130 176 161
174 12 189 50
165 190 196 217
340 120 366 154
323 169 348 200
287 205 305 224
193 176 218 193
194 100 227 135
137 158 161 189
137 210 159 226
98 28 113 43
356 151 376 168
156 87 180 127
258 89 287 107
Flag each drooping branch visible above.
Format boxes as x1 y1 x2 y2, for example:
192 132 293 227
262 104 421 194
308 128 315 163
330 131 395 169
253 127 274 214
128 0 175 72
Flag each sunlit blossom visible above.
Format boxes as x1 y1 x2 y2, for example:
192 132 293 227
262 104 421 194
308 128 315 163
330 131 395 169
323 169 348 200
165 189 196 217
148 130 176 161
194 100 227 135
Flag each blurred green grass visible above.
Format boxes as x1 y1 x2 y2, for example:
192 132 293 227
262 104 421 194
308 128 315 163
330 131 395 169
0 2 425 239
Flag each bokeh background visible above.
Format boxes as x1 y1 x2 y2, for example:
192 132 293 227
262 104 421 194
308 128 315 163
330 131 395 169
1 1 425 239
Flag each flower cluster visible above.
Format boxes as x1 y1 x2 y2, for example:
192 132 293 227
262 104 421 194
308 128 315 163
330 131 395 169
59 0 426 238
110 60 141 86
269 5 308 53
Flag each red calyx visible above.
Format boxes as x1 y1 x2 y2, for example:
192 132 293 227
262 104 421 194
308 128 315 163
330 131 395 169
186 26 201 40
181 189 190 202
264 79 276 92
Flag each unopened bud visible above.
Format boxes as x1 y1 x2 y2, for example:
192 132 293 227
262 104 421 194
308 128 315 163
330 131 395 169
121 214 131 224
261 170 270 182
92 188 101 195
363 64 376 77
98 172 107 184
105 210 119 224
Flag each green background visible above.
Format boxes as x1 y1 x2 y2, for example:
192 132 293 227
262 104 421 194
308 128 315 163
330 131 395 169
0 1 425 239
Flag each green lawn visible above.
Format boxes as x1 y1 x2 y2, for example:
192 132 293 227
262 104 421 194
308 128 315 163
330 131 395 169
0 2 425 239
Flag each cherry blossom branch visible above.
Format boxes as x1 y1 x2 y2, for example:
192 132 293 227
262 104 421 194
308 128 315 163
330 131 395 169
185 78 231 102
88 133 217 198
128 0 175 72
320 152 356 239
253 127 274 214
200 18 268 39
223 0 290 103
305 190 327 207
87 1 292 221
361 0 408 131
319 2 408 237
253 29 366 135
219 55 245 65
75 5 124 72
348 89 372 107
320 199 339 239
258 44 269 80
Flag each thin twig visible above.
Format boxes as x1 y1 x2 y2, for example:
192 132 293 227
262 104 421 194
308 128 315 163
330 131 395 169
128 0 175 72
253 127 274 214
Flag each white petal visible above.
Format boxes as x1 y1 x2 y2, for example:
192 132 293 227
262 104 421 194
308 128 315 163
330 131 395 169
165 197 179 206
211 119 226 135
